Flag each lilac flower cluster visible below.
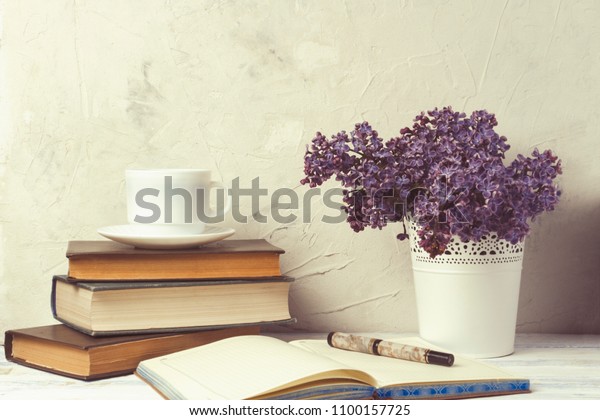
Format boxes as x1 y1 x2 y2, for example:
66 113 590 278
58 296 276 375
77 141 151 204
300 107 562 257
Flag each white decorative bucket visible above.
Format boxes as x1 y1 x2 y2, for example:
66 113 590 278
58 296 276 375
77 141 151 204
409 223 524 358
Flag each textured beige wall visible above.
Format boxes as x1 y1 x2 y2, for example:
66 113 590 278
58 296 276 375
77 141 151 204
1 0 599 342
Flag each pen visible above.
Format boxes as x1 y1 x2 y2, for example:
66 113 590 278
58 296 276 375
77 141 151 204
327 332 454 367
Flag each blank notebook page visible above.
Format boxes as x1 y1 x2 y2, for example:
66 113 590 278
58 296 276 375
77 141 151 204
145 335 373 399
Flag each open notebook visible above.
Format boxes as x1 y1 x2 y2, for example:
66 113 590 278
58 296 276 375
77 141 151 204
136 335 530 399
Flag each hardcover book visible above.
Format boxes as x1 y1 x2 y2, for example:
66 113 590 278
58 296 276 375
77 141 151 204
4 324 260 381
51 275 294 336
66 239 284 280
136 335 530 400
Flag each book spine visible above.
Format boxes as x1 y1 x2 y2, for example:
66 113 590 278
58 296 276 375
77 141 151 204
3 331 14 361
50 276 59 318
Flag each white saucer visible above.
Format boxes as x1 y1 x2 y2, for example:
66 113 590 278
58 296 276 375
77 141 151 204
97 225 236 250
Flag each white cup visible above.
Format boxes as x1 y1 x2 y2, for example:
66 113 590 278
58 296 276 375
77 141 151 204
125 169 231 234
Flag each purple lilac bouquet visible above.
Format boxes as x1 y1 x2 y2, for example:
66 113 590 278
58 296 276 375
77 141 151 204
300 107 562 258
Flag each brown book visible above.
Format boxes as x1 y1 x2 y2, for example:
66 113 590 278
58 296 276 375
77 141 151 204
51 275 294 336
66 239 284 281
4 324 260 381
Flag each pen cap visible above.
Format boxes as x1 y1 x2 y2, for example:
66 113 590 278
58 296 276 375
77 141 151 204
427 350 454 367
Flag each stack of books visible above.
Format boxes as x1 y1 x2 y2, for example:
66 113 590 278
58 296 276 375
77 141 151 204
4 239 294 380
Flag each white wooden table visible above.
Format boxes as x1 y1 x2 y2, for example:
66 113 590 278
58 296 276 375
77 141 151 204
1 333 599 400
